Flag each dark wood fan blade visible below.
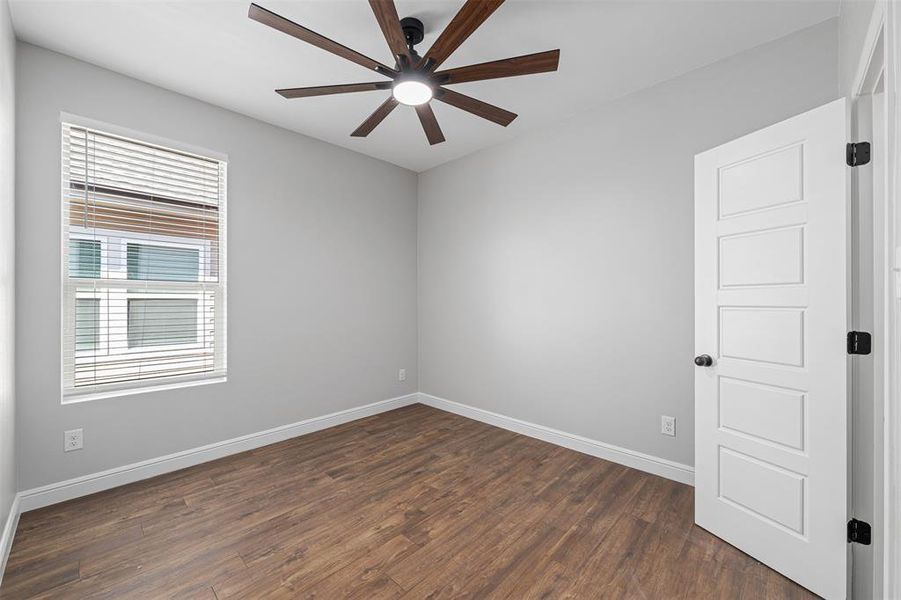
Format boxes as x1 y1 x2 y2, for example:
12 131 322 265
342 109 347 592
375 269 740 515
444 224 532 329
369 0 411 65
436 88 516 126
415 104 446 145
420 0 504 71
249 3 396 76
276 82 391 99
351 96 399 137
436 49 559 84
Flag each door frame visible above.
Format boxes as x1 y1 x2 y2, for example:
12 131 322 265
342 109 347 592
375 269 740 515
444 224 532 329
849 8 885 598
848 1 899 597
883 4 901 596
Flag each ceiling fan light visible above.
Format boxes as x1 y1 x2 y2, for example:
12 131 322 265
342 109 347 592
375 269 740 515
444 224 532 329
392 80 433 106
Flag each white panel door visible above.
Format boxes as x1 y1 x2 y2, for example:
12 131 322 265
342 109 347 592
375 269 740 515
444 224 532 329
695 99 848 600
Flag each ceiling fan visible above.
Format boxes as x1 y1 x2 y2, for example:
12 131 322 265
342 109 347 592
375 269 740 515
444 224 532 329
248 0 560 145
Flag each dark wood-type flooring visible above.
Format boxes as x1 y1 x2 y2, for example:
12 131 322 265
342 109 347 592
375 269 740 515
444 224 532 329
1 404 817 599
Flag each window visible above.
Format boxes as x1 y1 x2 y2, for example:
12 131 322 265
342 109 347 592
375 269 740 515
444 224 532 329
127 244 200 282
128 298 199 348
75 298 99 351
62 122 227 400
69 239 101 278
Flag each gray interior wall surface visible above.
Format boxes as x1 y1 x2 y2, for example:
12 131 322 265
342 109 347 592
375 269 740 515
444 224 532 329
0 0 16 526
15 43 419 490
417 20 840 468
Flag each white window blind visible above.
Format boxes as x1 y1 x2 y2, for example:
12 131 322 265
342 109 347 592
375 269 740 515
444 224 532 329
62 123 227 399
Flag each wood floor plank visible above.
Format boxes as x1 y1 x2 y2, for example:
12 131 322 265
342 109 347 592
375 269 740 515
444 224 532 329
1 405 818 599
289 534 417 599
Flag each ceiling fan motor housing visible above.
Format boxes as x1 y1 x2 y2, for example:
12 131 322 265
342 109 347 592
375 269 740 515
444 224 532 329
400 17 425 49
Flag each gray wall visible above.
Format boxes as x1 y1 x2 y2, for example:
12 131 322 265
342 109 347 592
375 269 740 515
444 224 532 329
0 0 15 526
16 43 418 490
417 20 839 468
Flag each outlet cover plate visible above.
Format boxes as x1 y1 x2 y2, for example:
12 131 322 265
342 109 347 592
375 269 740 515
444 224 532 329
64 428 83 452
661 416 676 437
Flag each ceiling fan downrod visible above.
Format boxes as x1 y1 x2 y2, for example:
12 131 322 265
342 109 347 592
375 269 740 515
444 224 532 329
399 17 424 64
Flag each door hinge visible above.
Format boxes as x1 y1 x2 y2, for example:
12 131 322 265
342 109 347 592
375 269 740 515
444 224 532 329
847 331 872 355
846 142 871 167
848 519 872 545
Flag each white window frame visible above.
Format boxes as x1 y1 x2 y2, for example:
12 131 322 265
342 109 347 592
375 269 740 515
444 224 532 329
60 115 228 403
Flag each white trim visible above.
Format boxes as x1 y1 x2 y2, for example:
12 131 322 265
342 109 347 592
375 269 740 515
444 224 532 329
59 112 228 162
63 375 226 404
417 393 695 486
849 12 888 599
848 3 901 596
0 494 21 588
884 3 901 596
18 393 418 512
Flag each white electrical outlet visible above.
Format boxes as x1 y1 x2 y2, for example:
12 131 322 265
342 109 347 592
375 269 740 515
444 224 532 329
661 416 676 437
398 368 406 382
64 428 83 452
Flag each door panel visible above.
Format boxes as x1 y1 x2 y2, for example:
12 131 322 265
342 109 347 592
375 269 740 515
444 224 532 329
718 447 806 534
695 99 848 600
718 226 805 287
717 143 804 217
719 307 805 366
718 377 806 451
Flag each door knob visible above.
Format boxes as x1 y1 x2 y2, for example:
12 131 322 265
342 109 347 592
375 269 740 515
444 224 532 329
694 354 713 367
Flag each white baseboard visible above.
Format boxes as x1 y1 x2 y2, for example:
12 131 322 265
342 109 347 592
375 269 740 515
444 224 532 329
18 393 419 513
15 390 691 517
418 393 694 486
0 493 21 587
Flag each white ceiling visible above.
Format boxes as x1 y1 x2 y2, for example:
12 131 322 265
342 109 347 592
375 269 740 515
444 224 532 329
10 0 839 172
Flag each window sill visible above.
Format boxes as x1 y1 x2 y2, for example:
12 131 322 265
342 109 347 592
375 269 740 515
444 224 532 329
62 374 227 404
